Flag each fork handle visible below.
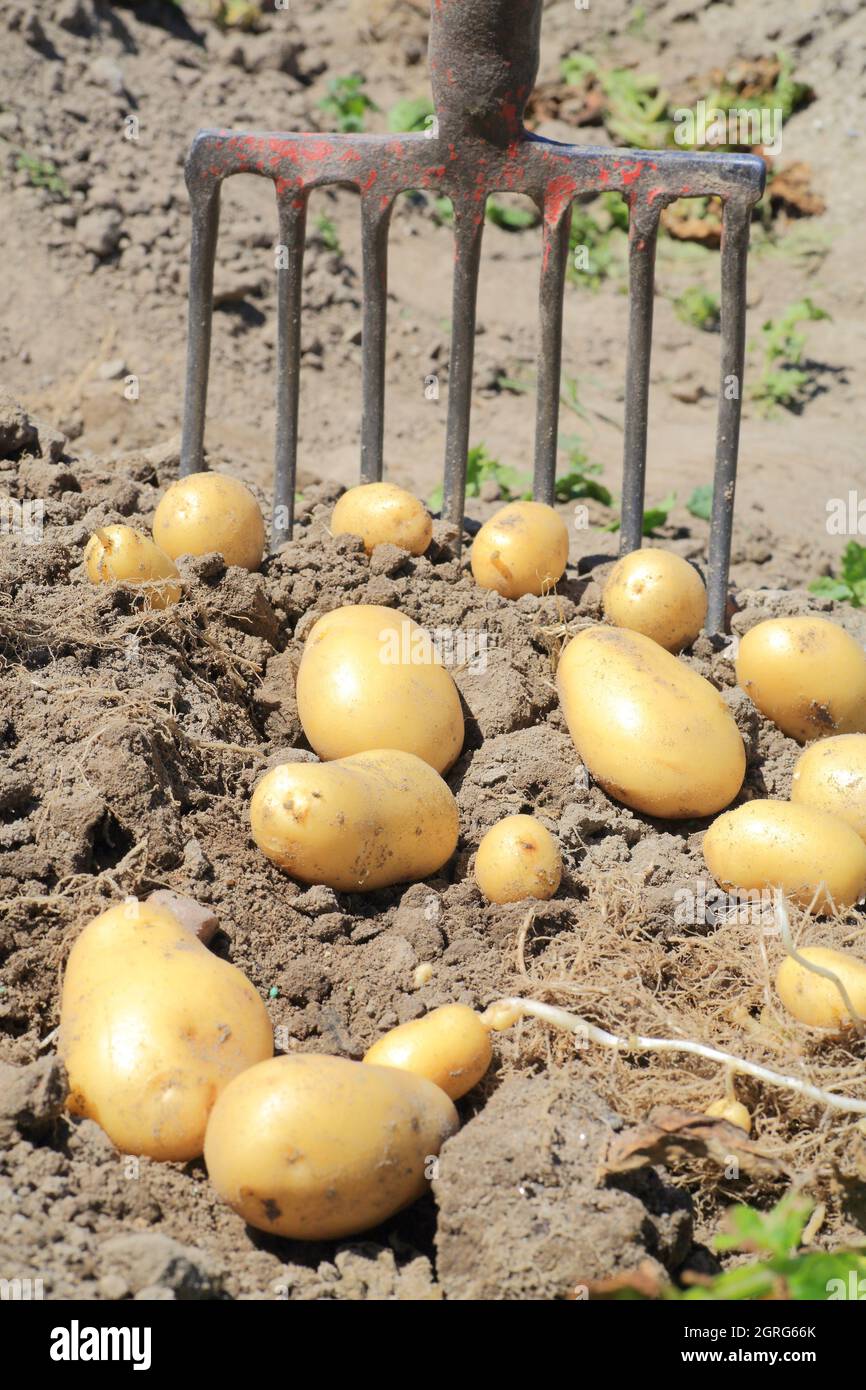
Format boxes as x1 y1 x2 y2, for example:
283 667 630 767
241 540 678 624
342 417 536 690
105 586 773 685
429 0 542 146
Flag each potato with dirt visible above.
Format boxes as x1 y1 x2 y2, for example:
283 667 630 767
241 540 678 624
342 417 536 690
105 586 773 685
736 615 866 742
602 547 707 652
296 604 464 774
153 471 266 572
556 625 745 818
776 945 866 1029
84 524 181 609
791 734 866 840
330 481 432 556
250 748 459 891
364 1004 493 1099
470 500 569 599
474 814 562 903
204 1054 459 1240
58 899 273 1161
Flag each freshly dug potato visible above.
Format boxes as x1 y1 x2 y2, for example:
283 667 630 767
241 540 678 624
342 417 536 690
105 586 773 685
736 616 866 742
703 800 866 912
204 1054 459 1240
250 749 459 891
331 481 432 556
364 1004 492 1100
59 901 273 1161
152 471 265 571
296 605 463 774
791 734 866 842
84 525 180 609
474 814 562 904
705 1098 752 1134
776 945 866 1029
602 548 707 652
556 626 745 818
470 500 569 599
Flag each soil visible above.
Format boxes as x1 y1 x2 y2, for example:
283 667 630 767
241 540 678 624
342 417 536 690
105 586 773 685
1 0 866 1302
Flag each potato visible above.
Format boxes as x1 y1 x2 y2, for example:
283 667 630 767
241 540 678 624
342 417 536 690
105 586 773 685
152 471 265 572
556 626 745 818
474 814 562 903
58 900 273 1161
331 481 432 556
470 500 569 599
705 1098 752 1134
250 748 459 891
204 1054 459 1239
84 525 180 609
776 945 866 1029
296 604 464 774
602 548 707 652
791 734 866 842
736 616 866 743
703 800 866 912
364 1004 492 1100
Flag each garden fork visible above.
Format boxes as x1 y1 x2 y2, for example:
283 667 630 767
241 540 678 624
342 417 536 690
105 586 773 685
179 0 765 632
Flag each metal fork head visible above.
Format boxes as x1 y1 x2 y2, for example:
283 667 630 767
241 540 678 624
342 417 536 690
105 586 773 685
180 0 765 633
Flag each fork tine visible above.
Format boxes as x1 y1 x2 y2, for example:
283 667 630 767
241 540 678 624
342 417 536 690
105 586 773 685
533 200 573 506
272 191 308 550
360 196 393 484
441 204 485 543
180 178 221 478
706 196 751 634
619 208 661 555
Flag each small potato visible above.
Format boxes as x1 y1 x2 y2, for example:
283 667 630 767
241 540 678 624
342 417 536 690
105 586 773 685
703 799 866 912
59 900 273 1161
84 525 180 609
557 626 745 818
736 615 866 743
776 946 866 1029
364 1004 492 1100
474 814 562 904
204 1054 459 1240
471 500 569 599
250 749 459 891
705 1098 752 1134
152 471 265 572
602 548 707 652
296 604 464 774
791 734 866 842
331 481 432 556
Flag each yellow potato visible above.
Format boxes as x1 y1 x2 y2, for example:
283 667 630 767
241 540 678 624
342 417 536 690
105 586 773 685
736 616 866 743
296 605 464 774
703 799 866 912
250 749 459 891
602 548 707 652
556 626 745 818
776 946 866 1029
152 471 265 571
470 500 569 599
705 1098 752 1134
364 1004 492 1100
204 1054 459 1240
791 734 866 842
331 481 432 556
84 525 180 609
58 900 273 1161
474 814 562 903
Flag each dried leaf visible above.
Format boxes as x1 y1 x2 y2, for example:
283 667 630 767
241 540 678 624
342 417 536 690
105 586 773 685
602 1106 787 1179
571 1258 663 1300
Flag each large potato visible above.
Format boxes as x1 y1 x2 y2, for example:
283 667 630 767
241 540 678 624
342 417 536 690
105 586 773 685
153 471 265 572
703 800 866 912
250 749 459 891
736 616 866 742
364 1004 492 1100
59 901 273 1161
331 482 432 556
602 548 707 652
791 734 866 842
470 500 569 599
204 1054 459 1240
296 604 464 774
474 814 562 903
556 626 745 818
776 945 866 1029
84 525 180 609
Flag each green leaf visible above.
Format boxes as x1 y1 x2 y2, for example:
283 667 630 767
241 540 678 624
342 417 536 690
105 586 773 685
715 1194 812 1260
387 97 434 133
687 484 714 521
486 199 540 231
642 490 677 534
841 540 866 588
808 577 854 603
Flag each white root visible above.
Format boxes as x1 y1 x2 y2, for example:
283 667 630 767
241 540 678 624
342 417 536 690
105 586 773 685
492 996 866 1117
